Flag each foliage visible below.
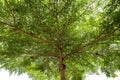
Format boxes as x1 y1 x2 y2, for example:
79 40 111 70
0 0 120 80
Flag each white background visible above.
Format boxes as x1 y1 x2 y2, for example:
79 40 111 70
0 69 120 80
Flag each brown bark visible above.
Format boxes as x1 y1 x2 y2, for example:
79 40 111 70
58 57 66 80
59 63 66 80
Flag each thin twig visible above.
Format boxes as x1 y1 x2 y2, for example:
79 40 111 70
28 53 58 59
60 0 97 34
4 0 16 25
79 0 96 17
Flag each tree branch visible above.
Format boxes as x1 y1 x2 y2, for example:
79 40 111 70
64 27 120 60
0 20 56 47
61 0 96 30
79 0 96 17
4 0 16 25
28 53 58 60
2 0 61 56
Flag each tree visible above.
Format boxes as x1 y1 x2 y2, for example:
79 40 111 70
0 0 120 80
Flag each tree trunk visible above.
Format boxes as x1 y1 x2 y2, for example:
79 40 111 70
59 62 66 80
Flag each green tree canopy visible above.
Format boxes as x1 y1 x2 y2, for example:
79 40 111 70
0 0 120 80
